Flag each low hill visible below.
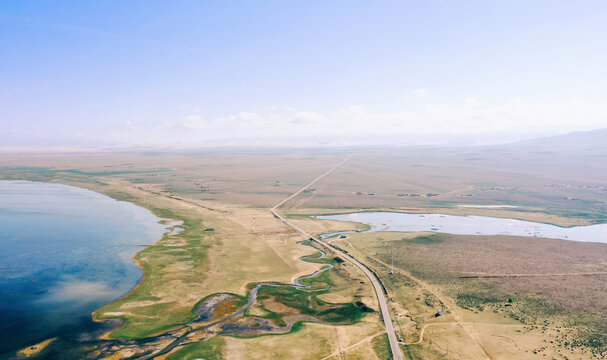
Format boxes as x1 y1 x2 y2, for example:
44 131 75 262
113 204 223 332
510 128 607 152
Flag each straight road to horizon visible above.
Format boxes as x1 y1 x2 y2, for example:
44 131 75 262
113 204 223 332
271 156 404 360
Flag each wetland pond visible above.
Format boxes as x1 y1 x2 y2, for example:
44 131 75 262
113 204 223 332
317 212 607 243
0 181 170 356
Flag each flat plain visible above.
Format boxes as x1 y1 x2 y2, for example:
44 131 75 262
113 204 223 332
1 144 606 359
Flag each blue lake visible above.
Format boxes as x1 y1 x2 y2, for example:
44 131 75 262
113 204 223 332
318 212 607 243
0 181 168 356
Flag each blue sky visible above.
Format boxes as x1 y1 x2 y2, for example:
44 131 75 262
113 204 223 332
1 1 606 147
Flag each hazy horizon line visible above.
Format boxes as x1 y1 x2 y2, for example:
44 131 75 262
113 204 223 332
1 127 605 153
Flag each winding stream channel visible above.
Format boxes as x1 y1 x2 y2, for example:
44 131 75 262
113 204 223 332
132 241 336 359
44 240 342 359
141 211 606 358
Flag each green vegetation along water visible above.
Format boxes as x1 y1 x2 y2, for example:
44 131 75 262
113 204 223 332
0 181 169 357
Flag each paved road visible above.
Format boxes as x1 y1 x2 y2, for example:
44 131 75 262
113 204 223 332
271 157 403 360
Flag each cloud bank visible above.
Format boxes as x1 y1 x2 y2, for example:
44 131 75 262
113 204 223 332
2 97 605 148
103 97 607 147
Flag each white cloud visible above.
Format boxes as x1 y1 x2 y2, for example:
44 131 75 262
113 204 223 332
412 88 427 98
464 98 480 107
124 119 136 130
180 115 205 129
106 97 607 146
291 111 326 124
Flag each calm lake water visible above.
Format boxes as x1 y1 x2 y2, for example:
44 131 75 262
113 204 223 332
318 212 607 243
0 181 168 356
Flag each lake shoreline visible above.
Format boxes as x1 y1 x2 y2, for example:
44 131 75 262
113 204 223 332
317 211 607 244
0 180 170 354
91 217 183 340
308 208 607 228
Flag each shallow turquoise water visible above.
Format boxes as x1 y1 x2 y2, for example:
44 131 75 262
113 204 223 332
0 181 168 355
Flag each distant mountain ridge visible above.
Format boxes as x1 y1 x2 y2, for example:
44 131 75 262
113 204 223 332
509 128 607 152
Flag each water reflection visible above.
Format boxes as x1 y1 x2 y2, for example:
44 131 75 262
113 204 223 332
0 181 168 356
37 278 123 304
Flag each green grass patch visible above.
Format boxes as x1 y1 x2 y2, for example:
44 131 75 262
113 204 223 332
405 234 443 244
454 281 507 311
256 285 364 324
297 268 334 289
372 333 392 360
257 308 286 327
167 336 224 360
95 207 215 338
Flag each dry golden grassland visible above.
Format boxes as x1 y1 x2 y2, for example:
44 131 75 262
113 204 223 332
86 180 388 359
1 147 606 359
1 147 605 222
0 151 390 359
328 230 607 359
88 178 322 337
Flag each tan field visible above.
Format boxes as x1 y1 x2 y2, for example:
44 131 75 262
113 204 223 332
325 230 607 359
2 146 606 359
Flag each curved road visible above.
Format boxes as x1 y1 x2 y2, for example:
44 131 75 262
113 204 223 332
271 156 403 360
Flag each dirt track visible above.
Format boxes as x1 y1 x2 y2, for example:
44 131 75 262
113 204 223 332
362 253 492 359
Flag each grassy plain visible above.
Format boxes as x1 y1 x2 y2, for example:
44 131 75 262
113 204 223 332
328 230 607 358
0 151 388 359
2 146 606 223
1 146 606 359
